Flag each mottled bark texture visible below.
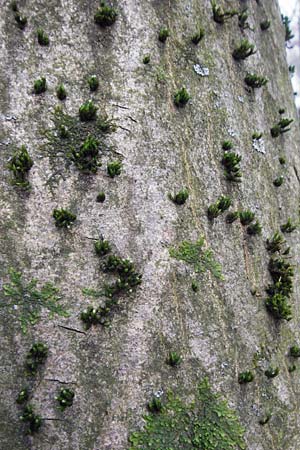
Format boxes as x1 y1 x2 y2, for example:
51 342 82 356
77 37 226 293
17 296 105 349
1 0 300 449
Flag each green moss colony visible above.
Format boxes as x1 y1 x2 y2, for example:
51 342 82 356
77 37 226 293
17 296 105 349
129 378 245 449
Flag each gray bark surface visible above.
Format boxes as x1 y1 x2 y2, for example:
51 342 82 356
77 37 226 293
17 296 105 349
1 0 300 449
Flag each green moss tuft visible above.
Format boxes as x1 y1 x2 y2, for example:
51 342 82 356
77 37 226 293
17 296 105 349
222 152 242 182
222 140 233 150
20 404 42 434
260 20 271 31
232 39 256 60
147 396 163 413
56 83 67 101
94 238 111 256
245 73 268 88
290 345 300 357
281 218 297 233
174 87 190 107
191 280 199 292
211 1 238 24
69 135 100 173
56 388 75 411
166 351 181 367
271 118 293 138
158 27 170 43
16 388 29 404
282 15 294 42
226 212 239 223
53 208 76 228
81 252 142 329
96 191 106 202
142 54 150 64
238 9 251 30
25 342 48 376
107 160 122 178
238 371 254 383
7 145 33 189
239 210 255 226
252 132 263 140
88 75 99 92
265 367 279 378
273 176 284 187
191 27 205 44
37 28 49 46
208 196 232 220
15 12 27 29
169 189 189 205
247 221 262 236
79 100 98 121
94 1 117 26
34 77 47 94
266 232 285 253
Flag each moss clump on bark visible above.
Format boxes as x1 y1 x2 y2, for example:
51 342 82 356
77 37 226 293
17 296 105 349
94 2 117 27
7 145 33 189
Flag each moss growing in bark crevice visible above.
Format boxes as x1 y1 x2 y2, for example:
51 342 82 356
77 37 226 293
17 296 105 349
42 107 116 185
81 245 142 329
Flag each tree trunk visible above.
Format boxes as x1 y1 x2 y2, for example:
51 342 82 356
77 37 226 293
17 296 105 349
1 1 300 449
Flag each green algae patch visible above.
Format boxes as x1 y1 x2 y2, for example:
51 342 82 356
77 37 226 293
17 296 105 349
129 378 245 449
1 268 68 333
169 237 223 280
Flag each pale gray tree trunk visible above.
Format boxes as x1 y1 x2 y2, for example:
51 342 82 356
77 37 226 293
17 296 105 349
1 1 300 449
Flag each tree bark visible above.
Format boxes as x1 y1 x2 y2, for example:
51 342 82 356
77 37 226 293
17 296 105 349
1 1 300 449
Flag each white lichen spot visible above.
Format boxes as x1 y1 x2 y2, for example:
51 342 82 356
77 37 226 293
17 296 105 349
227 129 236 137
154 389 164 398
4 115 17 121
238 96 244 103
252 138 265 154
0 140 11 146
193 64 209 77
